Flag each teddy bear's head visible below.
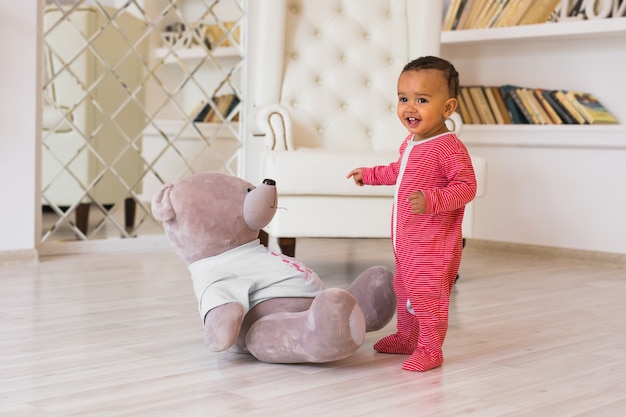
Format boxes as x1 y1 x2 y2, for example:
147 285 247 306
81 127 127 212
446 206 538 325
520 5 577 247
151 172 277 265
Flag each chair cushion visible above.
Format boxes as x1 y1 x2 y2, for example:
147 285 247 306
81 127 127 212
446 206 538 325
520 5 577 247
261 148 397 197
261 148 487 198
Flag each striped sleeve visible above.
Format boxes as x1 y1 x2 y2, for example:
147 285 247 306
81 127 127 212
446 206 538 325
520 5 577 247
360 134 412 186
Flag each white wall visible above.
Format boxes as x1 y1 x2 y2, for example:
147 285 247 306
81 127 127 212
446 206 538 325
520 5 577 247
464 128 626 255
0 3 40 258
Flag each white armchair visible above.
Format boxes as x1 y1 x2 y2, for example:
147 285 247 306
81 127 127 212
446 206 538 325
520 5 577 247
248 0 486 256
42 5 148 236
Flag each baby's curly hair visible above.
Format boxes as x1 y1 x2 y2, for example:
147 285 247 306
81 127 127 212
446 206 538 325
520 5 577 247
402 56 459 98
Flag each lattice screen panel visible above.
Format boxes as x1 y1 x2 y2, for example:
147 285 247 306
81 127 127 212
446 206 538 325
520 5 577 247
41 0 245 243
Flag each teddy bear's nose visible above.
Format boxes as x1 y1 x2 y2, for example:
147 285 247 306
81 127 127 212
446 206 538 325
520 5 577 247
263 178 276 186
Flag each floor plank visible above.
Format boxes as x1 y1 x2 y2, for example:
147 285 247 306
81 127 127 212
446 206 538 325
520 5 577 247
1 239 625 416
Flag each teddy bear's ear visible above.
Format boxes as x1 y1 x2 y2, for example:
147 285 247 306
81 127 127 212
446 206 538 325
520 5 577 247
151 183 176 221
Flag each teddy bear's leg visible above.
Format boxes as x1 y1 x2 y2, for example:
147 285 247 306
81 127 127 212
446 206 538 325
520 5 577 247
228 297 314 354
203 302 245 352
245 288 366 363
346 265 397 332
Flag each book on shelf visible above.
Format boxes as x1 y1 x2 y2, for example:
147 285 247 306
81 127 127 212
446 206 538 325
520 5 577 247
492 0 523 27
470 0 495 29
508 86 534 123
442 0 561 31
499 84 529 124
462 0 490 30
456 85 617 125
533 88 563 124
521 87 552 124
491 86 513 124
552 90 587 124
442 0 464 31
451 0 471 30
512 87 539 124
541 90 579 124
191 94 240 123
455 0 475 30
460 86 482 124
503 0 535 27
517 0 560 26
224 94 241 122
486 0 511 28
483 86 506 124
191 101 211 122
564 91 618 124
469 86 497 124
475 0 509 29
189 101 207 122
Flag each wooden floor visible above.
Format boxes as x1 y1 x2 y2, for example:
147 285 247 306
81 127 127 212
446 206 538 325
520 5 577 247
1 238 626 416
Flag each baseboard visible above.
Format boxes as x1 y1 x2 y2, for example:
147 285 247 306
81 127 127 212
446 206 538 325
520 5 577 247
0 249 38 266
466 239 626 267
37 235 170 257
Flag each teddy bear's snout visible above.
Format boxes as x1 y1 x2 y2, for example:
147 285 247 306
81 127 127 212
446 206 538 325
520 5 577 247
243 178 278 230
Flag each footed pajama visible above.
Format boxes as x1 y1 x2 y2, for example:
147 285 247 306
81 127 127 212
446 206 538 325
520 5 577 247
362 132 476 371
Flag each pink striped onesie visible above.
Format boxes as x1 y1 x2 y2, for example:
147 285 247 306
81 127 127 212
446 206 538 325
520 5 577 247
361 131 476 371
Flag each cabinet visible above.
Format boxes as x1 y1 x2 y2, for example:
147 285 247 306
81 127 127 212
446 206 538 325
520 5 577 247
439 17 626 254
140 0 244 201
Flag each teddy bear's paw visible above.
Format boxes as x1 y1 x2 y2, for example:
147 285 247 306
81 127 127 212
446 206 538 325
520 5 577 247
347 265 397 332
245 288 366 363
203 302 245 352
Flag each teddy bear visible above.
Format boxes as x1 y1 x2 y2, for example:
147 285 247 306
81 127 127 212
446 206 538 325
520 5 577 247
151 171 396 363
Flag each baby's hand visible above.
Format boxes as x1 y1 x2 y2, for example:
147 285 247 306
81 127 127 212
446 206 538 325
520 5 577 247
408 191 426 214
346 168 364 186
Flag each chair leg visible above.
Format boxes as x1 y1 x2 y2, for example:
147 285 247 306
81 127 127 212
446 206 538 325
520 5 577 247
455 238 467 284
258 230 269 247
278 237 296 258
75 203 90 236
124 197 136 230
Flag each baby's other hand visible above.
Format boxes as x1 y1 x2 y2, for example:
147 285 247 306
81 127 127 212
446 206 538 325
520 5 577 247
347 168 364 186
408 191 426 214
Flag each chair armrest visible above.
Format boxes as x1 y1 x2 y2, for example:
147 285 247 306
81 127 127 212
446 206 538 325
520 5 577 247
254 104 294 150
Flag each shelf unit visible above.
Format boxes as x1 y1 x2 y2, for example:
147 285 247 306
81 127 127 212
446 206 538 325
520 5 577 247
154 45 241 63
439 16 626 254
141 0 245 201
441 17 626 147
441 15 626 44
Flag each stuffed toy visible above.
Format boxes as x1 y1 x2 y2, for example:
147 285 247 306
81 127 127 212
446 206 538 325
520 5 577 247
151 171 396 363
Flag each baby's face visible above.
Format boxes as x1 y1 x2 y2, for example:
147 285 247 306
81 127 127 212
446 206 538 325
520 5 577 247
396 69 456 141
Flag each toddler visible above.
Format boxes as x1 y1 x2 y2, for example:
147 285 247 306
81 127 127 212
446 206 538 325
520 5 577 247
347 56 476 371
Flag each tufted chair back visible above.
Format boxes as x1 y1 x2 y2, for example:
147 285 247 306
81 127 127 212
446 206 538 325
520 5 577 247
246 0 485 258
278 0 409 152
248 0 444 151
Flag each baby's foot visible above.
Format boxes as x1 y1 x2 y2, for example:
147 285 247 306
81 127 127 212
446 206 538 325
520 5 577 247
402 348 443 372
373 332 416 355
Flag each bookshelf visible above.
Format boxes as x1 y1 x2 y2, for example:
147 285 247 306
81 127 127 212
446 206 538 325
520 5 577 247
154 45 241 63
441 17 626 148
439 13 626 254
442 16 626 45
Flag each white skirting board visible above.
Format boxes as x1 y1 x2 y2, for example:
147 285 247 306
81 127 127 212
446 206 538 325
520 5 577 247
465 239 626 268
0 249 38 266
